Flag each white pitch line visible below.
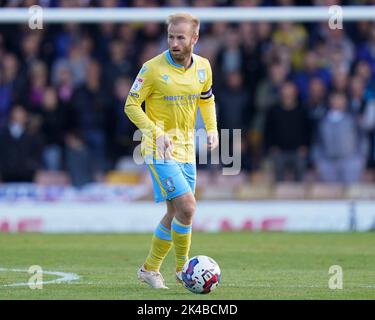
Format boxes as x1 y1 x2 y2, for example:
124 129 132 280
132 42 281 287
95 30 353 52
0 267 80 287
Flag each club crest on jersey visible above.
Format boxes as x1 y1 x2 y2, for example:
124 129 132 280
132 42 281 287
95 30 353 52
197 69 206 83
164 177 176 193
162 74 169 83
131 77 144 92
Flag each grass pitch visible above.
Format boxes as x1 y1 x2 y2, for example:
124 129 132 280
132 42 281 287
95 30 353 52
0 232 374 300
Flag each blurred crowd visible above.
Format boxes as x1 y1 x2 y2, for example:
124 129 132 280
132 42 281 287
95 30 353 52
0 0 375 187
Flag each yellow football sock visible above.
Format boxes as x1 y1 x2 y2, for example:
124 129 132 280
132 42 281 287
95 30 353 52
171 217 192 272
144 223 173 272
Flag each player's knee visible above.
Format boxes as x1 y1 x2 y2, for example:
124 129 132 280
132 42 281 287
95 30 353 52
180 199 196 220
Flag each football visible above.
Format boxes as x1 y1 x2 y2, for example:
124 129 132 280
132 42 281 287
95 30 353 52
181 255 221 294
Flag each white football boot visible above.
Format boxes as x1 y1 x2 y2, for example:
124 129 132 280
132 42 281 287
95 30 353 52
137 266 169 289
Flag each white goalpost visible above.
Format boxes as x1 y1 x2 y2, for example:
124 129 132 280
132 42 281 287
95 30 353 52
0 6 373 23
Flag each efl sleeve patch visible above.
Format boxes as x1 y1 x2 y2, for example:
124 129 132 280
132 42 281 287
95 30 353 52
131 77 144 92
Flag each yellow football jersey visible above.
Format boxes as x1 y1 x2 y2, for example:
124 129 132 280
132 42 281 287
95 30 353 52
125 50 217 163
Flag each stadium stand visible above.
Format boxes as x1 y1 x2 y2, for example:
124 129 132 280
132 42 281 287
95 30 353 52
0 0 375 201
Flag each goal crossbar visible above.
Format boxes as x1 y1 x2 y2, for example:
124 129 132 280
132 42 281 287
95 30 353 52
0 6 373 23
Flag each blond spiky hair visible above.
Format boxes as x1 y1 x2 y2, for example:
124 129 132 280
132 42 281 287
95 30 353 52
166 12 200 35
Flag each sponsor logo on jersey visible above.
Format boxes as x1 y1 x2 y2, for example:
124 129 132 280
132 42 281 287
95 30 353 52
129 92 139 98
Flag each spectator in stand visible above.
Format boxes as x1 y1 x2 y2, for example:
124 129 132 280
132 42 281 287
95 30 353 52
352 21 372 46
0 104 42 182
238 22 263 97
103 39 133 92
0 53 23 129
137 41 162 71
257 22 273 63
254 61 289 134
348 76 375 166
272 22 308 71
51 62 76 136
330 68 349 93
305 77 327 138
357 22 375 76
328 46 351 74
117 24 137 70
305 77 328 168
71 59 111 178
65 130 93 188
312 91 368 184
53 23 82 59
52 38 90 88
38 87 67 171
354 60 375 101
293 50 330 103
216 71 252 130
19 32 42 75
52 62 75 107
320 26 355 69
195 22 225 67
109 76 137 165
215 25 248 88
134 21 163 54
23 61 49 111
265 81 310 182
95 22 117 63
216 71 253 171
348 76 375 126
